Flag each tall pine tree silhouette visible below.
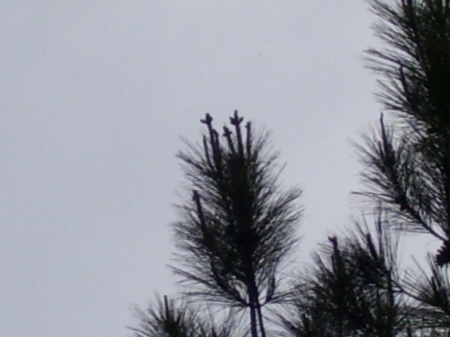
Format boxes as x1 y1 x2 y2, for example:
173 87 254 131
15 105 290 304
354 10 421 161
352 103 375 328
172 111 302 337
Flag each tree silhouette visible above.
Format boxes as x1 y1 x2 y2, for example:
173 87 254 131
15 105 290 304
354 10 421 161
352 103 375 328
402 256 450 335
171 111 302 337
356 0 450 266
130 294 237 337
277 211 413 337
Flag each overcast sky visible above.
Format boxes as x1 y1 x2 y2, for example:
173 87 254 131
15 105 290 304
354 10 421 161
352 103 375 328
0 1 432 336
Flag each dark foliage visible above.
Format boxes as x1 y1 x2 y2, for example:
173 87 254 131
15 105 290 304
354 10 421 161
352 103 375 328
130 295 237 337
277 212 413 337
402 257 450 334
171 111 302 337
357 0 450 266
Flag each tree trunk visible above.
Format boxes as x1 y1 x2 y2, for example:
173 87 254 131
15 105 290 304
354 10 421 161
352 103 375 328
256 300 266 337
249 302 258 337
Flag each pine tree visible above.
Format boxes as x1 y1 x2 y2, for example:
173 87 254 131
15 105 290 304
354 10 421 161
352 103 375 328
130 295 237 337
353 0 450 335
170 111 302 337
277 211 412 337
356 0 450 266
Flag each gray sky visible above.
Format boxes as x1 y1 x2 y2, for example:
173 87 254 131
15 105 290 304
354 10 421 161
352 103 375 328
0 1 414 336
